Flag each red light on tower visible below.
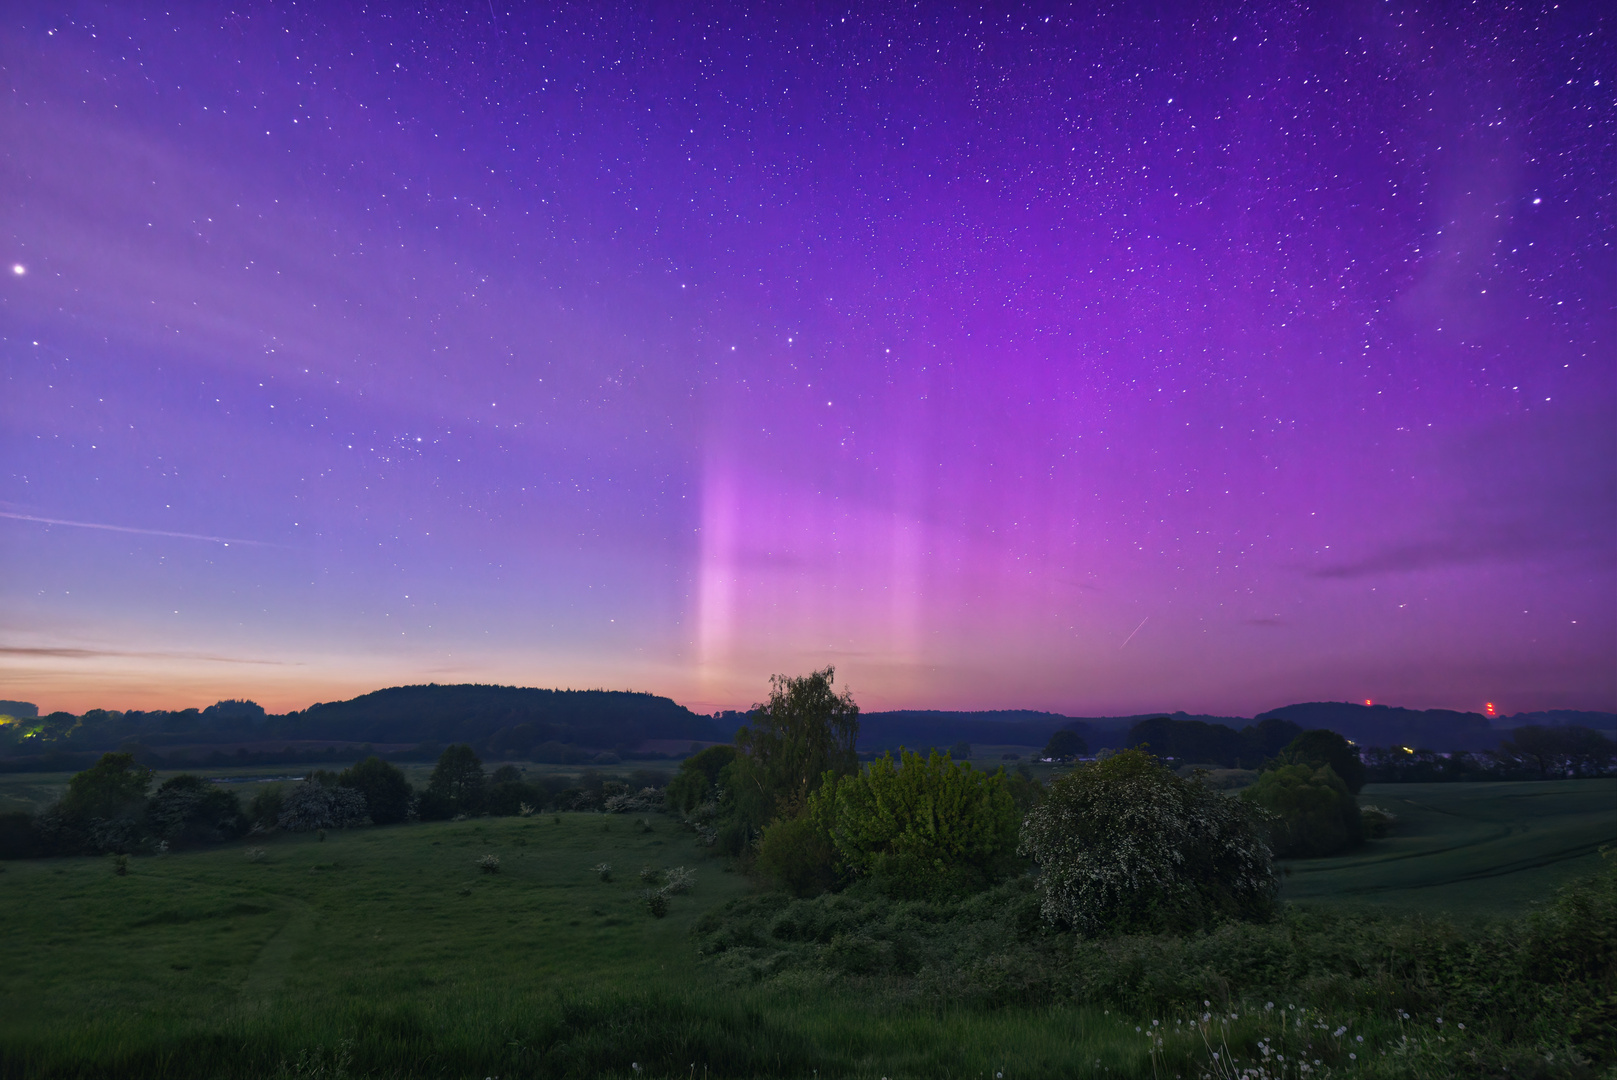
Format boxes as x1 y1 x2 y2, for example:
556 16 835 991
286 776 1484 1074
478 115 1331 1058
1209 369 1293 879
1364 699 1373 707
1485 702 1497 717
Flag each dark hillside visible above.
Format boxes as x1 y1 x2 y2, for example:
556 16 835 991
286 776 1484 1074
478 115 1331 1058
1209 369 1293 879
1256 702 1500 751
275 684 721 751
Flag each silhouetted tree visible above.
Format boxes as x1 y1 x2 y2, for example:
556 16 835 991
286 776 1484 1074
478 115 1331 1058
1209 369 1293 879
733 668 860 822
1042 729 1088 762
338 756 414 824
423 744 485 817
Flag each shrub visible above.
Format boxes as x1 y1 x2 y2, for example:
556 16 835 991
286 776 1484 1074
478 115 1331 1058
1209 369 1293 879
663 866 695 894
247 785 285 830
1240 764 1362 857
0 811 42 859
485 778 543 816
756 813 838 898
277 782 368 832
667 745 738 813
145 775 248 847
479 853 500 874
594 862 612 882
337 756 413 824
1019 749 1276 937
1359 804 1397 838
811 749 1022 900
644 889 669 917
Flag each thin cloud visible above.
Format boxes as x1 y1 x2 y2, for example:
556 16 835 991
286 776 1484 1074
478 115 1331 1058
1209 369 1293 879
0 511 271 547
0 646 293 665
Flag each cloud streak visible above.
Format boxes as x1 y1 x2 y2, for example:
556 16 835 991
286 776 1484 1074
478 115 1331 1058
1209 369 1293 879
0 512 271 547
0 646 293 665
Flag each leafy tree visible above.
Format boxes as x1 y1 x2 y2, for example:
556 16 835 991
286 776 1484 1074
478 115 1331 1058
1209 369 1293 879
1501 725 1616 778
947 741 973 761
732 667 859 823
145 775 248 846
337 756 413 824
61 752 153 820
1240 764 1362 857
1042 729 1087 762
667 745 737 813
813 749 1021 899
248 785 285 830
424 744 485 817
1269 729 1367 794
1019 749 1276 937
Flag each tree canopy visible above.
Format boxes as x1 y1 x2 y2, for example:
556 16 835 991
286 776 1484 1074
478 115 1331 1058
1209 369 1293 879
732 667 860 821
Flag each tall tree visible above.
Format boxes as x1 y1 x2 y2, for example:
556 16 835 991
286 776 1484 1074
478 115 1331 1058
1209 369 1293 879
734 667 860 820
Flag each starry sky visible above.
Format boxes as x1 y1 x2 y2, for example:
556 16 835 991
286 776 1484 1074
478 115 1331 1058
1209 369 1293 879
2 2 1612 717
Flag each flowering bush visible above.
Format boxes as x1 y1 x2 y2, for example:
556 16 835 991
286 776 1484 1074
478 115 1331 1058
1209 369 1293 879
478 853 500 874
1019 749 1276 936
604 787 665 814
277 782 369 832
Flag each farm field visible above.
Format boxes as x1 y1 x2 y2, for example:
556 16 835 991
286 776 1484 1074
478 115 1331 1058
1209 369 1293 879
1280 779 1617 915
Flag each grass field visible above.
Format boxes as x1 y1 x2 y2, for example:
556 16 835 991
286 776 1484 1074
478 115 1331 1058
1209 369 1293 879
1 775 1611 1077
1280 779 1617 915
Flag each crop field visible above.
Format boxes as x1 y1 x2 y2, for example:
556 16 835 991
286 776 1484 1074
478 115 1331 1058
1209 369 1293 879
1281 779 1617 915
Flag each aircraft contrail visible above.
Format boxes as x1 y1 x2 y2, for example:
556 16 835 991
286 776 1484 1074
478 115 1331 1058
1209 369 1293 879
0 511 270 546
1120 616 1149 649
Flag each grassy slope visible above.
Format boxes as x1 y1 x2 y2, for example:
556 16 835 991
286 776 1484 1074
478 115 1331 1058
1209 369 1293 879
1280 779 1617 915
2 778 1612 1076
0 813 1157 1078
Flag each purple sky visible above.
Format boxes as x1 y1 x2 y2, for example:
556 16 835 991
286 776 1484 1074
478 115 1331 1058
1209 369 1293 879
2 3 1612 717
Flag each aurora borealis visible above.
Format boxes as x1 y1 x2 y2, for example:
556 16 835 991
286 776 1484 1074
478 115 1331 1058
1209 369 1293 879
1 3 1611 716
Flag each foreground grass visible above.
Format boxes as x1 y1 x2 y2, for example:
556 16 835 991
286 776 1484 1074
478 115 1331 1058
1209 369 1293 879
2 784 1613 1077
0 814 1168 1078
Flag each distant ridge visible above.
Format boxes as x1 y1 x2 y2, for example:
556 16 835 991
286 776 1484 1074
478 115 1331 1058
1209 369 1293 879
282 683 722 751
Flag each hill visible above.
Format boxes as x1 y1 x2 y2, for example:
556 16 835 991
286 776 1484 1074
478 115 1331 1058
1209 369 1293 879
1257 702 1528 751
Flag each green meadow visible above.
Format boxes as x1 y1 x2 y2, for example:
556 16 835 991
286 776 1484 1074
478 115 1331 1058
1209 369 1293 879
1280 779 1617 915
0 774 1611 1078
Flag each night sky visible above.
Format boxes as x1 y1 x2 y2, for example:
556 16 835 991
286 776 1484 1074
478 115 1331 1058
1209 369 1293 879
2 3 1612 716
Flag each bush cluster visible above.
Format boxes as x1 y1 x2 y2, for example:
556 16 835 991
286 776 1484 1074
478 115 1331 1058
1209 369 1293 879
1020 749 1277 936
694 857 1616 1066
0 746 674 860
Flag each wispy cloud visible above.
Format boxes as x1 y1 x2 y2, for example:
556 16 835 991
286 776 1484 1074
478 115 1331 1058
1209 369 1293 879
0 646 293 665
0 511 271 547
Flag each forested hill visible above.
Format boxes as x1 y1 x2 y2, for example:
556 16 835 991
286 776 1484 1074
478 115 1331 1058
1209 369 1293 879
1256 702 1502 752
280 684 722 750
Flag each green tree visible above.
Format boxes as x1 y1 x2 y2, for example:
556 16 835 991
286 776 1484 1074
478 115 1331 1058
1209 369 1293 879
338 756 414 824
1269 729 1367 793
423 744 485 818
1042 729 1087 762
732 667 859 823
1019 749 1276 937
61 752 153 820
1240 763 1362 857
667 744 737 813
145 775 248 846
